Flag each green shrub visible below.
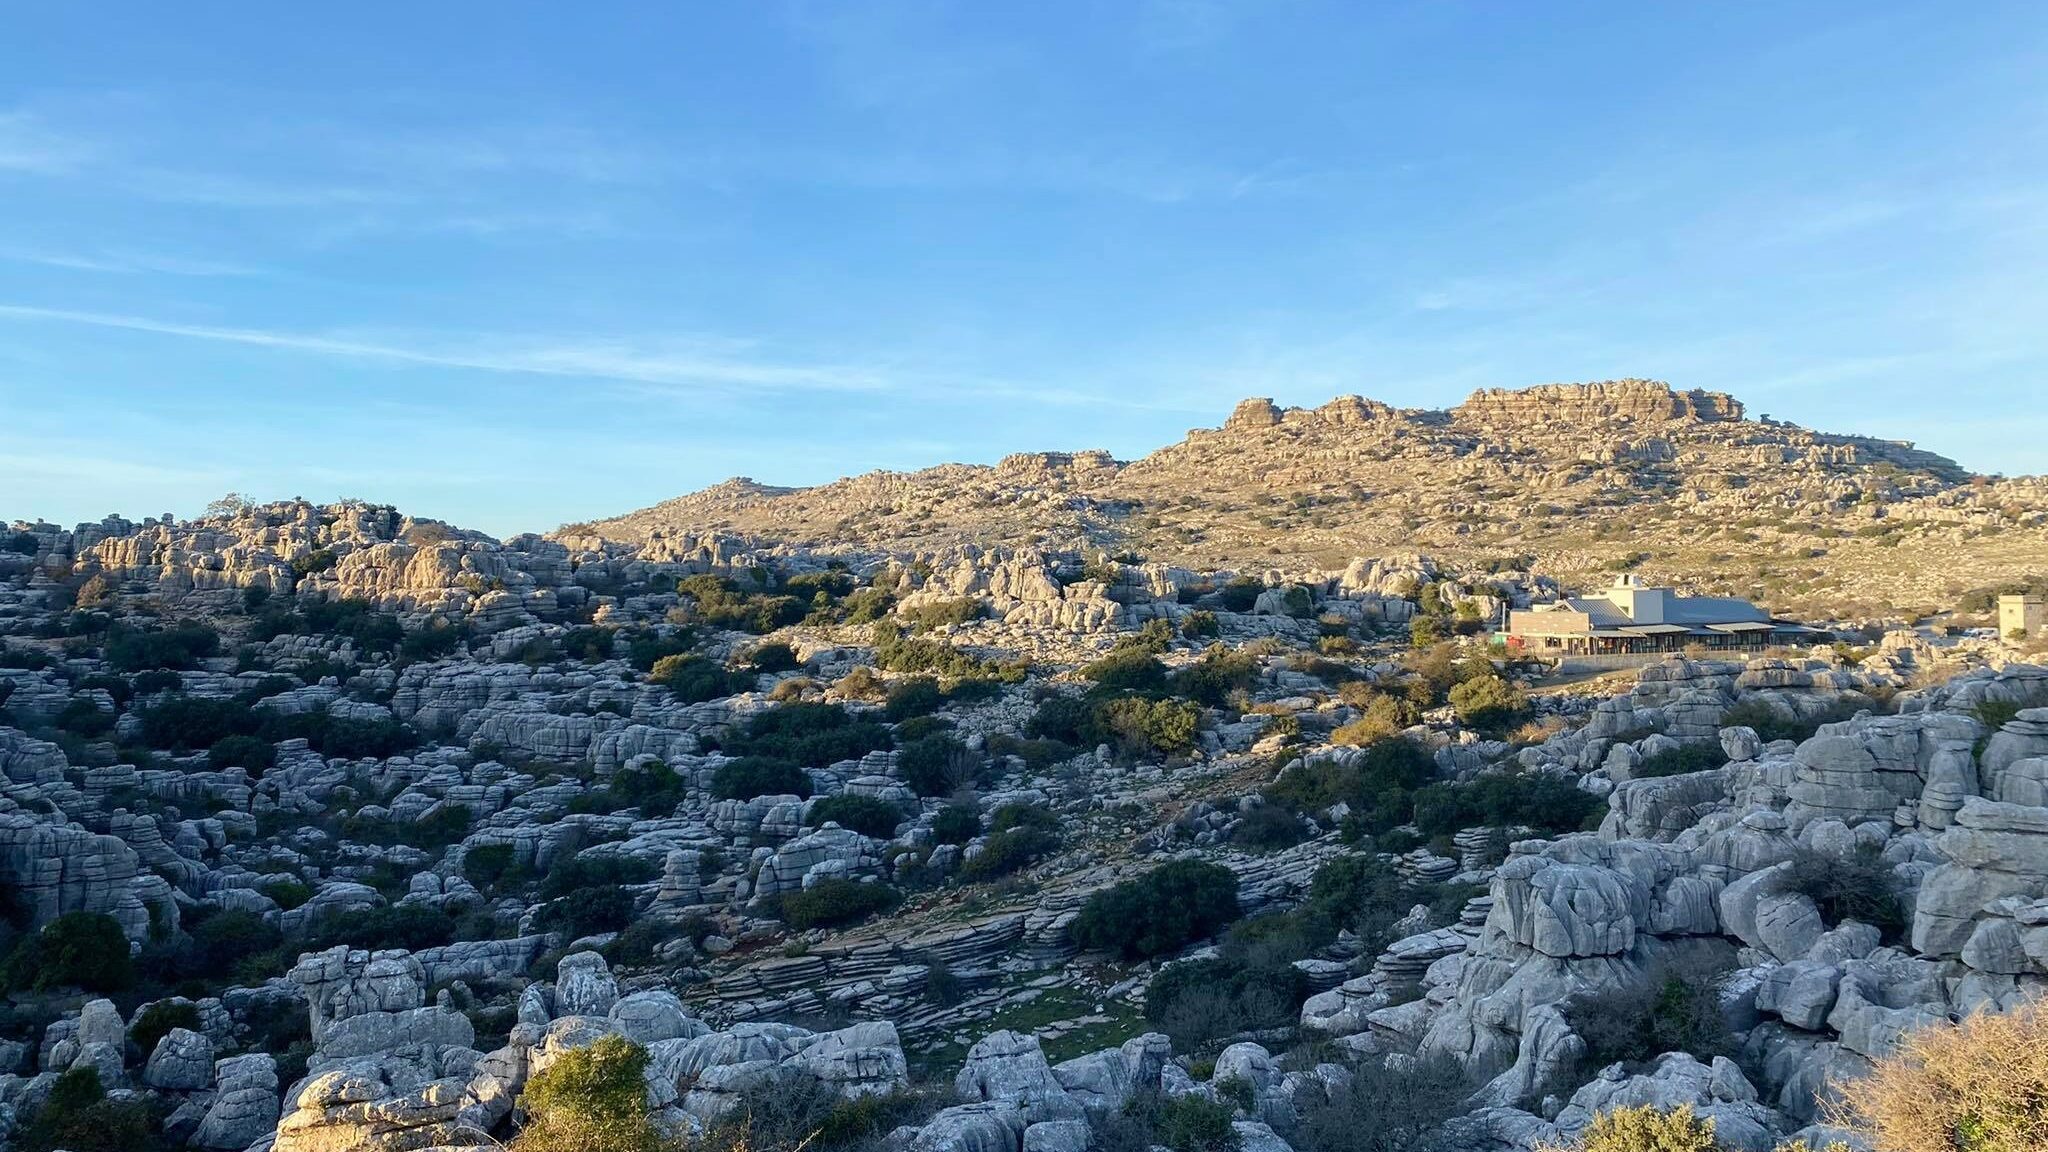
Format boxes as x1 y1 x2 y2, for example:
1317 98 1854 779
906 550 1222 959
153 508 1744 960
105 620 220 672
778 879 899 931
1265 739 1435 821
883 676 946 721
722 702 893 768
1095 696 1202 759
898 734 978 797
463 843 517 889
899 598 982 633
129 1000 202 1060
1146 957 1308 1052
650 653 750 703
807 795 905 839
961 805 1059 881
1082 649 1170 694
1447 672 1528 731
541 855 659 899
1181 610 1221 639
627 630 695 672
676 574 806 634
1 912 133 993
306 905 455 952
1633 743 1727 779
208 733 276 773
537 887 635 939
1171 646 1261 707
1026 694 1093 743
711 756 812 800
16 1066 155 1152
1072 859 1240 959
1293 1055 1474 1152
1230 804 1305 851
1719 698 1868 744
1156 1095 1242 1152
560 626 616 663
290 548 337 577
607 760 687 814
400 619 468 662
748 641 800 673
1552 1104 1722 1152
190 909 283 973
1410 771 1599 838
1565 968 1733 1070
1218 577 1264 612
512 1034 665 1152
1778 844 1906 939
932 801 981 845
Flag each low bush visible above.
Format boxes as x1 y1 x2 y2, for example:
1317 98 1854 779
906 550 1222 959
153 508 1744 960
15 1066 155 1152
1145 957 1308 1052
1082 649 1170 694
1230 804 1306 851
883 676 946 721
463 843 517 889
722 702 893 769
1181 610 1221 639
104 620 220 672
129 1000 202 1060
1265 738 1435 823
676 574 807 634
1447 672 1529 731
747 641 800 673
1633 743 1727 779
1095 695 1202 759
1831 993 2048 1152
961 805 1059 881
711 756 812 800
1171 646 1261 708
1293 1054 1473 1152
512 1034 665 1152
898 734 979 797
536 887 635 939
1564 964 1733 1069
778 879 899 931
208 733 276 773
932 800 981 845
899 598 982 632
1534 1104 1721 1152
1410 771 1599 838
606 760 687 814
1 912 133 993
1072 860 1241 960
1777 844 1906 939
305 905 456 953
806 794 905 839
1155 1095 1241 1152
650 653 750 704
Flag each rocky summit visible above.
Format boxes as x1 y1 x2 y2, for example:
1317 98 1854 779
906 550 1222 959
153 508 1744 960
0 380 2046 1152
586 381 2048 625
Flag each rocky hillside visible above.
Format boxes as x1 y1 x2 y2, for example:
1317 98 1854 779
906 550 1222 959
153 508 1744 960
583 380 2048 623
2 477 2048 1152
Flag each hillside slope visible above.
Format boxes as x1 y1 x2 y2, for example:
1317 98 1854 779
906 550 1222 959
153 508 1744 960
580 379 2048 620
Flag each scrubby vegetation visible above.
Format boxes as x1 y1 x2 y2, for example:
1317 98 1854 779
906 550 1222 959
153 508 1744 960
1072 859 1241 959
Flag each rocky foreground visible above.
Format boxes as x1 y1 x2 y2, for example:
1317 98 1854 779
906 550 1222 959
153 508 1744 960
0 472 2045 1151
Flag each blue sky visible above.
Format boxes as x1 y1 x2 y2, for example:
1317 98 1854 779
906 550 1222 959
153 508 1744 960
2 2 2043 537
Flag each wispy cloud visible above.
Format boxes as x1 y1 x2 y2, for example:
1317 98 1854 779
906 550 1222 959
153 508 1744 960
0 247 264 277
0 303 899 394
0 111 94 174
